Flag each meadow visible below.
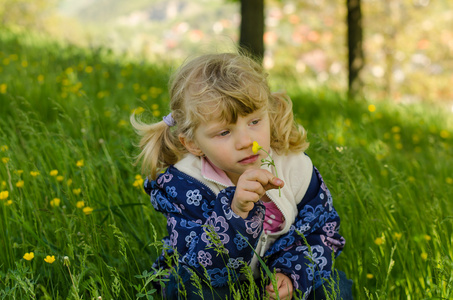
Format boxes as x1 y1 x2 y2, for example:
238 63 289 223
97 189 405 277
0 29 452 299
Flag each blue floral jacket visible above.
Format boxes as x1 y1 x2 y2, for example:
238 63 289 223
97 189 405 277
144 154 345 296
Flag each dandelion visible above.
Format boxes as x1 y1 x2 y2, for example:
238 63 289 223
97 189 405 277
118 120 127 127
374 237 384 246
50 170 58 176
408 176 416 183
56 175 64 182
440 130 450 139
424 235 431 241
16 180 24 188
393 232 402 241
15 170 23 175
44 255 56 264
5 200 12 206
368 104 376 112
0 191 8 200
0 145 8 151
76 201 85 208
421 252 428 260
83 206 94 215
76 160 84 167
1 157 9 164
85 66 93 73
391 126 401 133
132 107 145 115
366 274 374 279
37 74 44 83
252 141 281 196
30 171 40 177
23 252 34 261
73 188 81 196
446 177 453 185
67 179 73 186
50 198 61 207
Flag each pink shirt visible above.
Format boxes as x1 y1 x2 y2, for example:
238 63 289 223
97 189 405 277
201 157 285 234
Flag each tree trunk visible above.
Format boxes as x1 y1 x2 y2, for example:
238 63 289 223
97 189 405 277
347 0 364 99
239 0 265 62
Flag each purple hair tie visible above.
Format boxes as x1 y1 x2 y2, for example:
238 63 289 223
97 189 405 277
163 113 176 127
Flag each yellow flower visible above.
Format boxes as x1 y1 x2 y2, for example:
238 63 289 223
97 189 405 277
1 157 9 164
118 119 127 127
446 177 453 185
30 171 40 177
374 237 384 246
76 160 84 167
366 274 374 279
50 198 61 207
252 141 262 154
72 188 81 196
393 232 402 241
44 255 56 264
16 180 24 188
37 74 44 82
132 107 145 115
83 206 94 215
85 66 93 73
56 175 64 182
440 130 450 139
424 235 431 241
67 179 73 186
5 200 12 206
0 145 8 152
368 104 376 112
0 83 7 94
15 170 23 175
23 252 34 261
0 191 8 200
421 252 428 260
76 201 85 208
50 170 58 176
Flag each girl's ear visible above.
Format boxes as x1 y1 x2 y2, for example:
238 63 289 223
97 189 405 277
179 134 204 157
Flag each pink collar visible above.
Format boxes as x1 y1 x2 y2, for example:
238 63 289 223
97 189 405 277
201 157 234 187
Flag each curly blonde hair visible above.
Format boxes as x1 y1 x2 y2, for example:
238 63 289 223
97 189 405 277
132 52 309 180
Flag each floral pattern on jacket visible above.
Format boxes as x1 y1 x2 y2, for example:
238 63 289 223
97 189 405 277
144 165 345 296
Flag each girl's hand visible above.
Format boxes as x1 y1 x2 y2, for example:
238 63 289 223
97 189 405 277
231 169 284 219
266 273 294 300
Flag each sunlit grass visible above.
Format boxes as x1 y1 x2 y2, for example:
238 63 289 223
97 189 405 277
1 29 452 299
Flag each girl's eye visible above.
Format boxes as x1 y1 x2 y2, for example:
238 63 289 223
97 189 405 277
219 130 230 137
251 119 260 125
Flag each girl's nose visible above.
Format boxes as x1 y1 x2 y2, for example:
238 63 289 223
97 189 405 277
236 130 253 150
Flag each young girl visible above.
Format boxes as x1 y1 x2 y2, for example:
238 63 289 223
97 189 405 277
132 53 348 299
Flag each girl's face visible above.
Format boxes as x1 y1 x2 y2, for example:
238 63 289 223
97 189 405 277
180 109 271 185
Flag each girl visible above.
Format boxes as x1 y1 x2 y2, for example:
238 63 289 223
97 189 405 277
132 53 349 299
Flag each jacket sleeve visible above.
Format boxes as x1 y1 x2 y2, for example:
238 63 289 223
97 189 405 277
263 167 345 295
146 171 265 287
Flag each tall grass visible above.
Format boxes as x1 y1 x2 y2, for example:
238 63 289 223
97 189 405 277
1 28 452 299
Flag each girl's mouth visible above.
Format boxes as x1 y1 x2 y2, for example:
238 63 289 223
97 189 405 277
239 154 260 165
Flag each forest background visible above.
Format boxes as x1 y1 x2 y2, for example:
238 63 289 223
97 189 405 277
1 0 452 299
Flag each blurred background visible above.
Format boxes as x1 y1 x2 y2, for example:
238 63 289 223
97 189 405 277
2 0 453 109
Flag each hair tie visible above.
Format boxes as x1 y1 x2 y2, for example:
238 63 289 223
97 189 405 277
163 113 176 127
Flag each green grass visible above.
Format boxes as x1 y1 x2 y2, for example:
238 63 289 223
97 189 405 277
1 28 452 299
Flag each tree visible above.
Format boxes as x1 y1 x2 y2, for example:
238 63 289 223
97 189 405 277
347 0 364 99
239 0 265 61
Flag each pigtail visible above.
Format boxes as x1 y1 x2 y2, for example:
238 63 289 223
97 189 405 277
270 91 309 154
130 114 185 180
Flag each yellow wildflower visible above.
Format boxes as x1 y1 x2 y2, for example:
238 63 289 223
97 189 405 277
50 198 61 207
67 179 73 186
132 107 145 115
252 141 262 154
366 274 374 279
73 188 81 196
374 237 384 246
16 180 24 188
76 160 84 167
30 171 40 177
83 206 94 215
56 175 64 182
15 170 23 175
50 170 58 176
440 130 450 139
424 235 431 241
44 255 56 264
76 201 85 208
5 200 12 206
368 104 376 112
85 66 93 73
23 252 34 261
1 157 9 164
421 252 428 260
0 83 7 94
118 120 127 127
0 145 8 151
393 232 402 241
37 74 44 82
446 177 453 185
0 191 8 200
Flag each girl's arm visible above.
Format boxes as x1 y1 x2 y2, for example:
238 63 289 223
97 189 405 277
263 167 345 297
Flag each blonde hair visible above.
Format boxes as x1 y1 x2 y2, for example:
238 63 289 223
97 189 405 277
132 52 309 180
